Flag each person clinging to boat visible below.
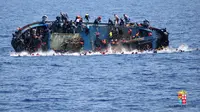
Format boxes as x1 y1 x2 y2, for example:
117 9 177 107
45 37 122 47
114 14 119 25
94 16 102 25
60 12 69 22
42 15 48 23
123 14 130 24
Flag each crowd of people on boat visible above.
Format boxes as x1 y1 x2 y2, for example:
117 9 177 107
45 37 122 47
12 24 50 52
12 12 151 52
40 12 143 34
14 12 150 37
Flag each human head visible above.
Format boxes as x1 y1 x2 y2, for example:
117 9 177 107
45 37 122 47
98 16 101 20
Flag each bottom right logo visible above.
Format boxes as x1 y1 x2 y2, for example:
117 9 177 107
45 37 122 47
178 90 187 105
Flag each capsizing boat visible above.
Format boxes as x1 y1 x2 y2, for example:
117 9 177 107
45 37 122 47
11 14 169 53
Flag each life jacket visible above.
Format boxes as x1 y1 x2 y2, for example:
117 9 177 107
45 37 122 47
109 32 113 37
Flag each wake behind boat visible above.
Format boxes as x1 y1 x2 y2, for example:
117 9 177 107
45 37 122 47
11 13 169 53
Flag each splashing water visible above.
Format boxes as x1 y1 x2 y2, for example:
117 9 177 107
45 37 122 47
10 44 199 57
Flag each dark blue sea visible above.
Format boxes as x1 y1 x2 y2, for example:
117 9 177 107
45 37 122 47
0 0 200 111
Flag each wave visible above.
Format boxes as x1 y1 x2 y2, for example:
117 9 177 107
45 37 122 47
0 34 11 38
9 44 199 57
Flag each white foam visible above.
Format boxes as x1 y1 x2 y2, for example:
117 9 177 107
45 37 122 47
9 44 198 57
